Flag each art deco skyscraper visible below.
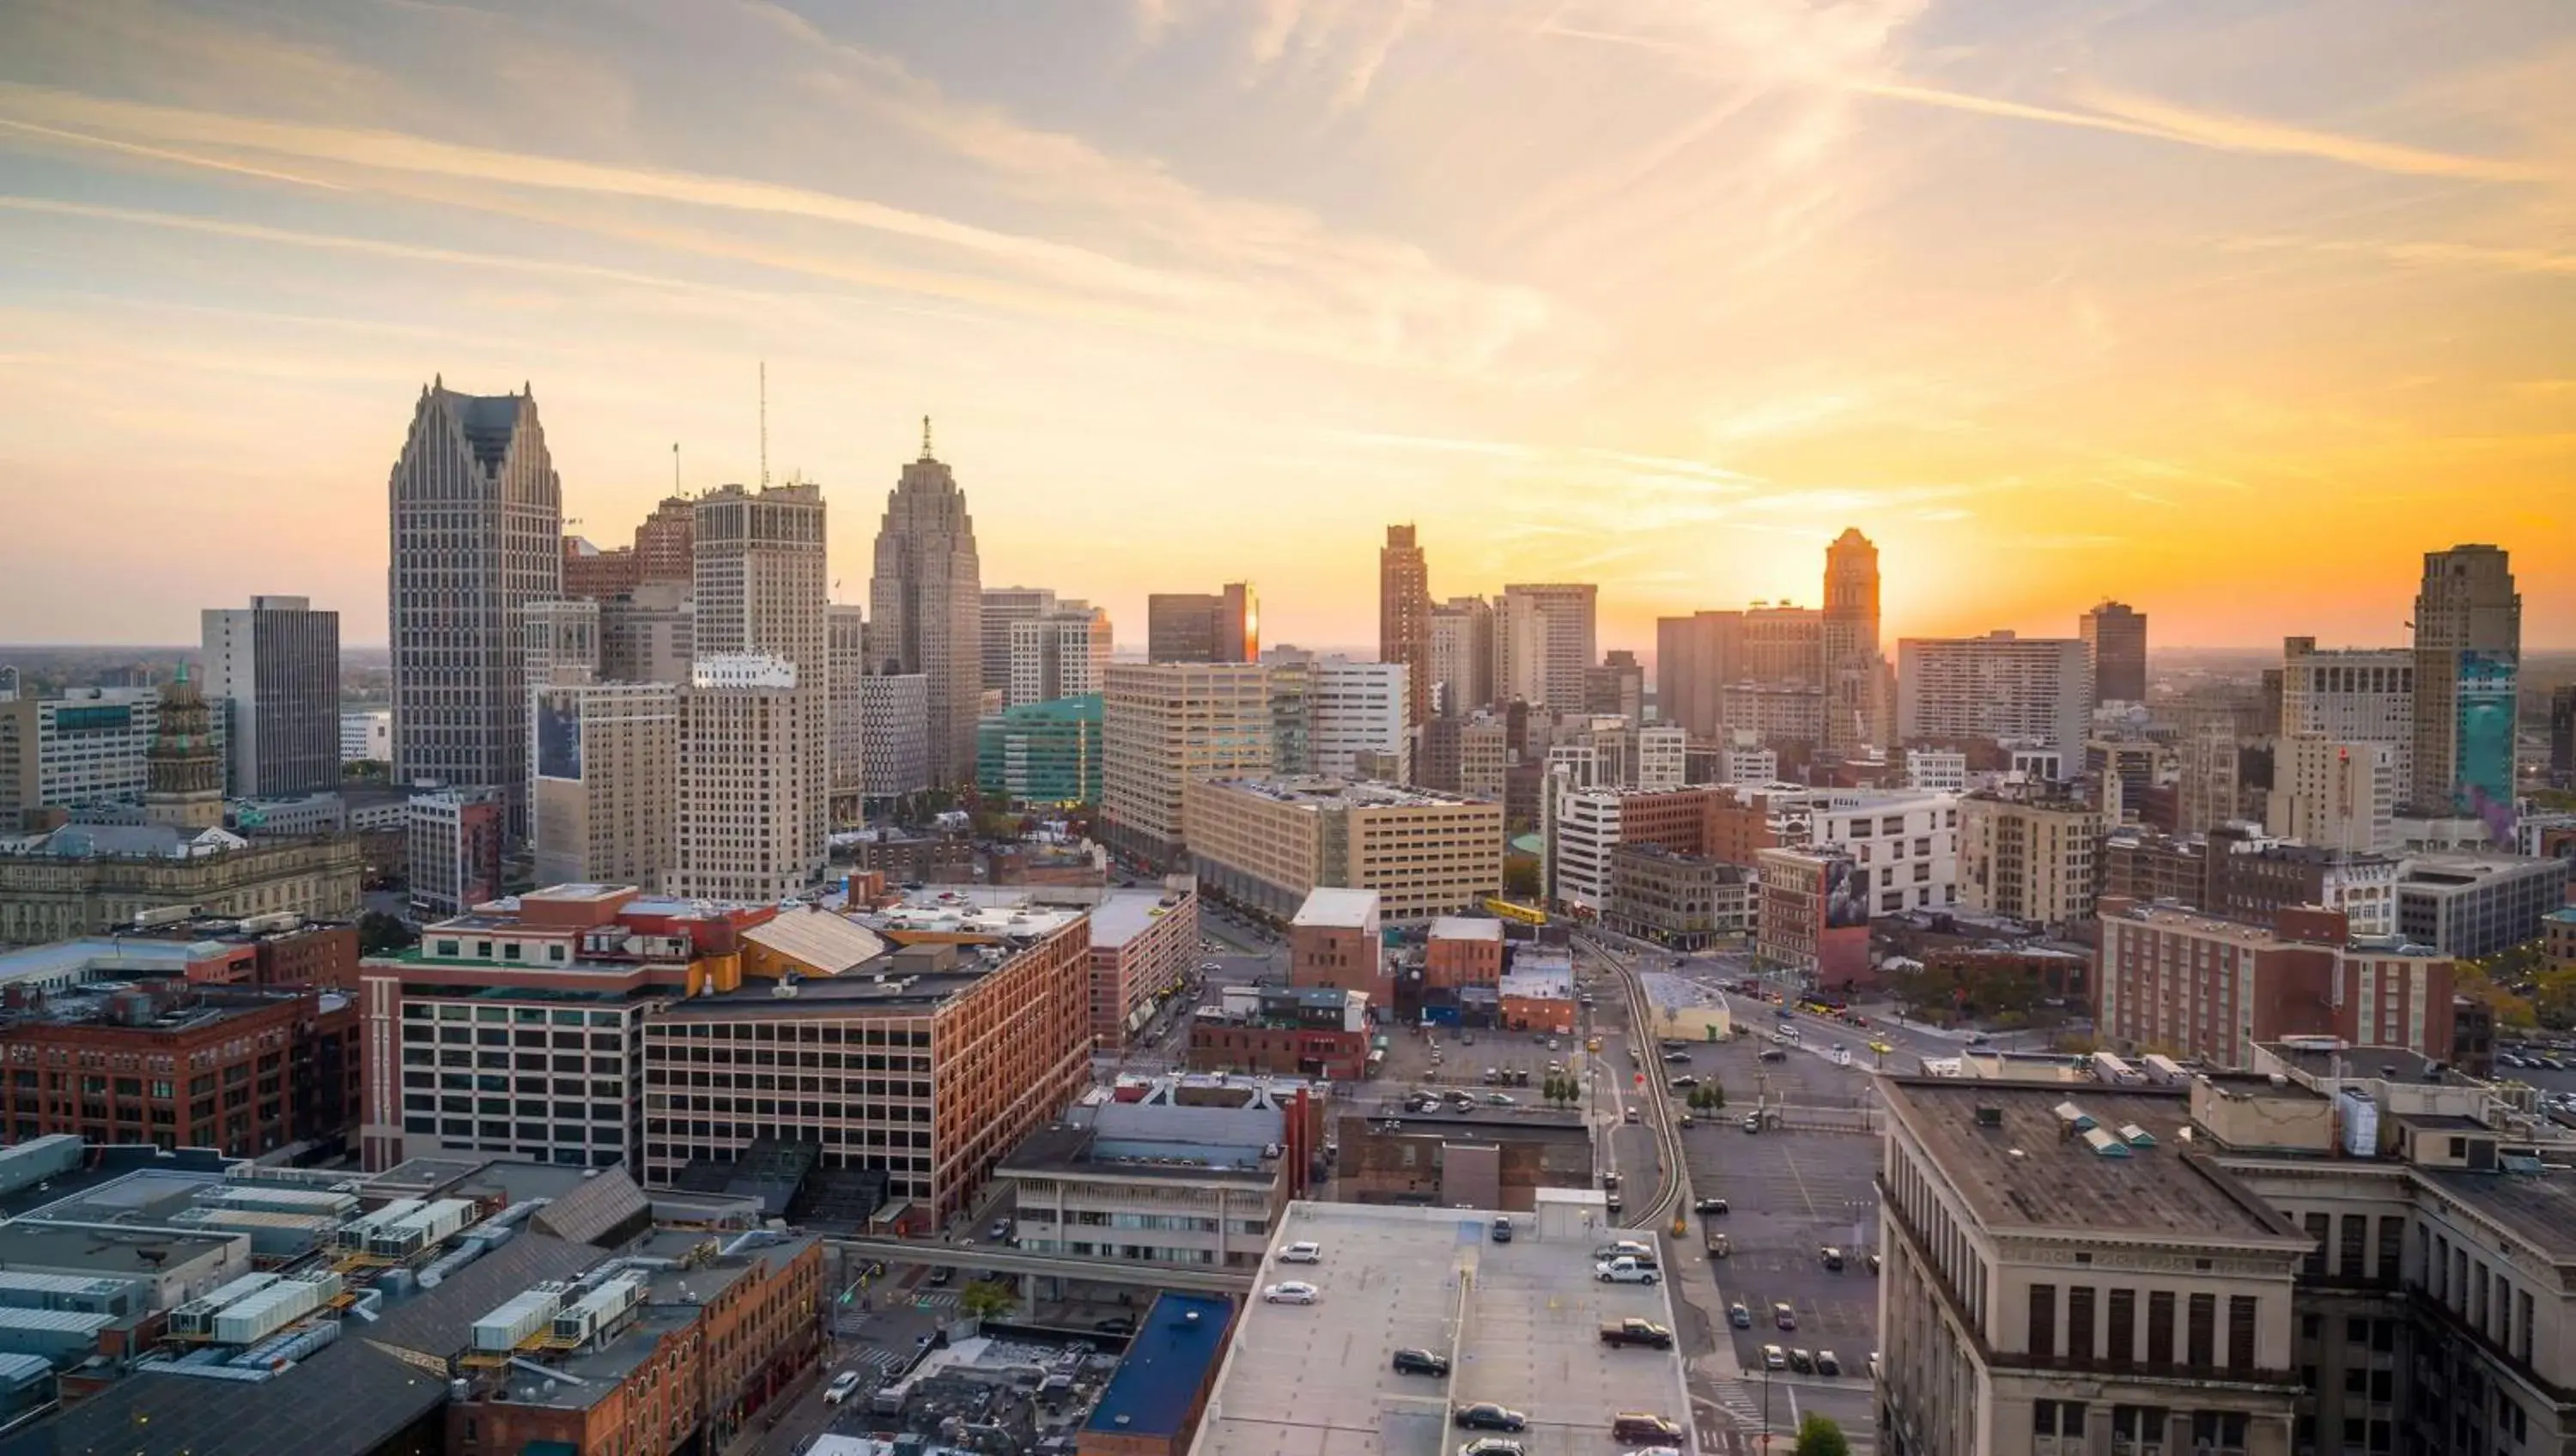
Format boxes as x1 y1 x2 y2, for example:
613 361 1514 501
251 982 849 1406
2410 543 2519 810
1379 525 1432 725
387 379 562 833
1822 528 1881 753
867 422 983 785
693 480 828 878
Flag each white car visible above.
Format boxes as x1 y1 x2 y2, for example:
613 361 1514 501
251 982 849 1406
1595 1259 1660 1285
823 1370 864 1404
1280 1241 1324 1264
1263 1281 1320 1304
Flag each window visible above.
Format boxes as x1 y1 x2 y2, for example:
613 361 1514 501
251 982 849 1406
2107 1289 2136 1362
2147 1291 2175 1365
2069 1286 2096 1362
2302 1212 2329 1276
2029 1284 2057 1358
2186 1293 2216 1368
2338 1215 2366 1277
2377 1215 2403 1283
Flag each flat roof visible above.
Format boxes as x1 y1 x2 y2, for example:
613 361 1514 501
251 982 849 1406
1293 889 1381 930
1091 888 1184 949
2422 1168 2576 1263
1882 1079 2305 1243
1086 1292 1237 1435
1192 1203 1689 1456
1202 777 1494 811
0 1219 240 1277
1426 917 1504 943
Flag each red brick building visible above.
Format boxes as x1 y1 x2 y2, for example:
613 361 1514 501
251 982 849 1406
1288 889 1388 1008
2094 896 2456 1067
1705 789 1789 868
1424 917 1504 989
0 979 360 1156
1188 986 1370 1079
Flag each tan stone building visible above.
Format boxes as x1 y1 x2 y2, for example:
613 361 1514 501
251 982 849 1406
0 832 361 947
1183 776 1503 925
1102 662 1272 866
531 679 680 889
1959 796 2105 928
670 655 814 902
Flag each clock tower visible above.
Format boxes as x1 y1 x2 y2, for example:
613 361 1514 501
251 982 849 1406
144 664 226 832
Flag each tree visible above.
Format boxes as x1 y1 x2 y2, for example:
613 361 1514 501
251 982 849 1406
1687 1081 1726 1112
959 1278 1017 1321
1792 1414 1850 1456
1502 856 1541 901
357 911 416 956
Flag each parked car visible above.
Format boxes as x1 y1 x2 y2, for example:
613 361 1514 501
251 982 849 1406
1091 1316 1135 1335
1280 1241 1323 1264
1455 1404 1528 1432
1392 1347 1451 1376
1741 1113 1762 1133
1458 1441 1525 1456
1817 1350 1843 1376
1759 1047 1786 1062
1594 1241 1655 1265
1491 1216 1514 1243
1820 1246 1846 1271
1599 1318 1675 1349
927 1266 954 1286
1662 1051 1692 1064
1262 1281 1319 1304
1729 1302 1753 1329
1611 1414 1684 1444
1789 1348 1815 1374
1761 1344 1787 1370
823 1370 864 1404
1774 1301 1797 1330
1694 1197 1729 1215
987 1219 1012 1241
1485 1093 1516 1107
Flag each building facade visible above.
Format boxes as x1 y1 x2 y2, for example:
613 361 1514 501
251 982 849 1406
409 786 504 917
693 482 827 879
2279 638 2415 798
0 834 363 949
1497 584 1597 714
1087 883 1198 1044
530 680 680 889
2268 736 2395 854
2409 544 2518 812
201 596 340 799
1428 596 1495 718
2093 897 2455 1065
0 686 227 822
1959 797 2104 928
859 672 931 799
1823 528 1884 753
1604 844 1750 949
1655 610 1741 739
2080 600 2149 707
1898 632 2092 753
388 381 562 834
1307 660 1411 782
1182 777 1502 925
1379 526 1432 727
1008 604 1113 707
976 695 1104 807
866 433 983 786
980 585 1057 695
1101 663 1273 867
2393 854 2572 959
670 656 812 903
1145 585 1258 664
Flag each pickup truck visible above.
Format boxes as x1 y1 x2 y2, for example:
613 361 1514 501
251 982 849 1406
1595 1258 1661 1285
1599 1318 1675 1349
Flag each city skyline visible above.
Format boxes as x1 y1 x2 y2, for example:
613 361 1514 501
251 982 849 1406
3 1 2573 652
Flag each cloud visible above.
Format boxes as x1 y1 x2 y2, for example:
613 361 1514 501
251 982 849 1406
0 115 347 190
2074 85 2555 185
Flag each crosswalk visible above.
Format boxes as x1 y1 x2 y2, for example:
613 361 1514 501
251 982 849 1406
843 1345 910 1379
1698 1368 1765 1430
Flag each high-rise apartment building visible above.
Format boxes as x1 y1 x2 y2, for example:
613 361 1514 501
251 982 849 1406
1822 528 1882 753
1008 604 1112 707
1378 525 1432 727
1307 661 1411 781
531 680 680 889
2554 684 2576 790
826 604 866 828
521 598 600 688
2268 735 2395 853
1898 632 2092 752
2409 543 2519 811
1959 795 2103 927
2080 600 2149 707
1428 596 1495 716
2279 637 2414 793
1498 584 1597 713
669 655 812 903
866 430 983 785
200 595 340 799
1146 584 1258 664
694 481 827 881
1185 778 1502 925
1656 610 1742 738
1101 662 1272 866
387 380 562 832
980 586 1057 695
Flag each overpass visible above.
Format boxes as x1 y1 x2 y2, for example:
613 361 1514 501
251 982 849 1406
823 1236 1255 1295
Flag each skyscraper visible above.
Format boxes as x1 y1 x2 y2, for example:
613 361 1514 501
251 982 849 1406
669 655 813 903
2552 684 2576 791
981 586 1057 694
1009 604 1113 707
1821 529 1881 752
387 379 562 831
1101 662 1272 865
2080 600 2149 707
1146 584 1258 664
1655 610 1742 739
867 424 983 785
2410 544 2519 811
1498 584 1597 713
2280 637 2414 793
827 604 867 828
1897 632 2092 753
695 480 829 879
1429 596 1496 717
1379 525 1432 726
200 595 340 798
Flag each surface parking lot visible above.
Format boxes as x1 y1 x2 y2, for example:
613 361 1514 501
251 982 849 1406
1672 1032 1882 1374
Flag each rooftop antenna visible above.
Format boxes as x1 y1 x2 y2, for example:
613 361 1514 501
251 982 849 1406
671 441 680 496
759 361 769 488
922 414 934 460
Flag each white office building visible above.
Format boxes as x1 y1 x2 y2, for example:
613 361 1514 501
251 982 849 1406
669 654 814 903
2269 734 2397 854
1897 632 2091 753
1807 787 1962 916
201 595 340 798
1009 604 1113 707
1308 660 1411 782
2280 637 2415 798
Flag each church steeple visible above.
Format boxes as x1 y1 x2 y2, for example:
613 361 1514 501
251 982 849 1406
144 666 224 832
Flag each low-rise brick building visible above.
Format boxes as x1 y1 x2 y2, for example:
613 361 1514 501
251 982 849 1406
1423 917 1504 989
1604 843 1750 950
1188 986 1370 1079
1331 1105 1592 1210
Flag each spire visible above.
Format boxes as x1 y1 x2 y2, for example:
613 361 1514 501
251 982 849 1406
921 415 935 461
173 661 189 685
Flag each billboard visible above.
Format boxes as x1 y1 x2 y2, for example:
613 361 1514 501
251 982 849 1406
1822 852 1870 929
535 695 583 780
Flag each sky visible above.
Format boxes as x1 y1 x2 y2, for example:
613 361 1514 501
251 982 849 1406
1 0 2570 654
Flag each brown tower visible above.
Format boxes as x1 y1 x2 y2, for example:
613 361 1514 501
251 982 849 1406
1380 525 1431 723
144 664 226 832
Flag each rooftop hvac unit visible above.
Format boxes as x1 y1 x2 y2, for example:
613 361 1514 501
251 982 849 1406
207 1186 359 1218
550 1273 647 1349
472 1283 573 1352
169 1273 284 1338
210 1272 338 1345
367 1198 474 1259
331 1198 425 1251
